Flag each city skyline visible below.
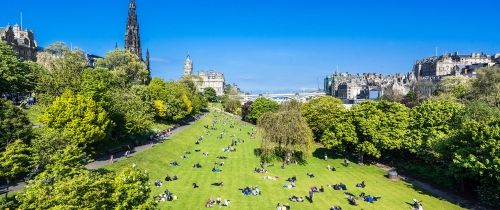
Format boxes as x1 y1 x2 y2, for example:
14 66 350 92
1 0 499 92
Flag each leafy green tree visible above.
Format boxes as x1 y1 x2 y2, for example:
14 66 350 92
223 98 241 114
0 139 32 198
247 97 279 123
40 90 113 147
36 48 88 104
80 67 114 104
97 49 148 87
148 78 193 121
257 107 314 162
0 99 32 149
405 99 464 161
111 165 155 209
301 96 345 140
204 87 217 102
469 67 500 106
0 41 36 94
435 76 471 100
351 100 410 163
320 113 357 152
108 90 154 138
448 102 500 207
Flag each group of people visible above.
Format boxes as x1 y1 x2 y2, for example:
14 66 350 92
283 176 297 188
155 189 177 202
331 182 347 190
289 195 304 202
205 196 231 208
241 186 261 196
165 175 178 181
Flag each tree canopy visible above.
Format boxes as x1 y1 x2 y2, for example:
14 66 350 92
0 41 37 94
40 90 113 147
247 97 279 123
258 106 313 162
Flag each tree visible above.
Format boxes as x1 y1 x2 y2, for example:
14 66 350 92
204 87 217 102
97 49 148 87
36 48 88 104
108 90 154 138
18 144 155 209
247 97 279 123
320 113 357 153
469 67 500 106
0 99 32 150
0 139 32 198
301 96 346 140
80 67 114 104
435 76 471 100
351 100 410 163
448 102 500 207
111 165 155 209
241 101 253 121
148 78 193 121
257 107 314 162
40 90 113 147
404 99 464 162
223 98 241 114
0 41 36 94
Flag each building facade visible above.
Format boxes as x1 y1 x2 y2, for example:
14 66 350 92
413 52 496 77
325 72 414 102
0 23 37 61
183 55 225 96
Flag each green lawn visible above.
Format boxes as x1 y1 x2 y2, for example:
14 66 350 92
107 111 462 210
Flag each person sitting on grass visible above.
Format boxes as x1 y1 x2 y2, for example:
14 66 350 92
205 197 215 207
347 196 358 206
311 186 319 193
170 161 179 166
192 183 199 188
154 180 162 187
356 181 366 188
319 185 325 192
286 176 297 183
327 165 336 171
330 205 342 210
212 167 222 172
223 199 231 206
216 196 222 205
165 175 172 181
251 186 261 195
193 163 202 168
307 172 315 178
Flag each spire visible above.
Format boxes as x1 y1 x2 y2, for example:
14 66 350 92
125 0 142 60
145 48 151 84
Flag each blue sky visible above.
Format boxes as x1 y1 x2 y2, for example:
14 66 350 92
1 0 499 92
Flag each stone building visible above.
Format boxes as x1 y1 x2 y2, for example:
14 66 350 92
413 52 496 77
0 23 37 61
183 55 225 96
325 72 414 102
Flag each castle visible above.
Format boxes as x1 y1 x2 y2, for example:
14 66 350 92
183 55 225 96
0 23 38 61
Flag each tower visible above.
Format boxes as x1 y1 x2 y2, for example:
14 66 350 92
145 48 151 83
184 55 193 76
125 0 142 60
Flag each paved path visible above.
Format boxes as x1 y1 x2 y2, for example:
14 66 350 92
375 163 480 209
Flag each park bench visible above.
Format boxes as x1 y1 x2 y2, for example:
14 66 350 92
107 145 131 155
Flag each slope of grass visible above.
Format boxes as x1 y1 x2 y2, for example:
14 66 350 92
107 111 462 210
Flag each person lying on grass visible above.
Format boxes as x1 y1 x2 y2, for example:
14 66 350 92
289 195 305 202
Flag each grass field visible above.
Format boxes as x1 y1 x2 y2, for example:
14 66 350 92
107 110 462 210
